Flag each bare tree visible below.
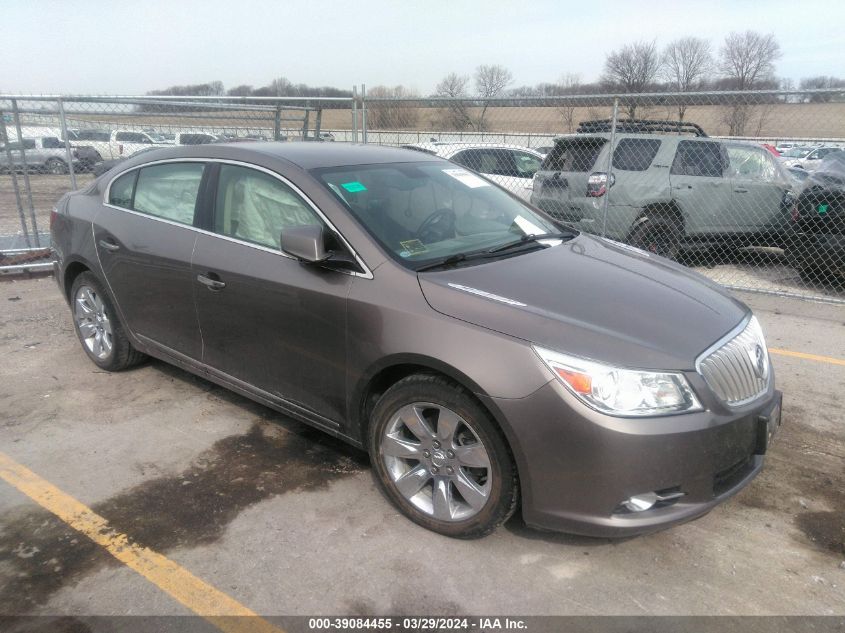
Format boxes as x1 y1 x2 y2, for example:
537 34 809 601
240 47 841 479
718 31 781 90
799 76 845 102
556 73 582 132
603 40 660 118
661 37 712 120
474 64 513 131
366 85 420 129
227 84 254 97
434 72 473 130
718 31 781 135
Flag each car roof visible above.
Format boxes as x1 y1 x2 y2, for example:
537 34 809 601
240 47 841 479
402 142 542 156
113 142 444 171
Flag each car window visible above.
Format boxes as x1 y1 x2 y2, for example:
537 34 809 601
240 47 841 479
214 164 323 249
132 163 204 225
116 132 150 143
543 138 606 172
42 137 65 149
108 171 136 208
512 151 542 178
612 138 661 171
670 140 726 178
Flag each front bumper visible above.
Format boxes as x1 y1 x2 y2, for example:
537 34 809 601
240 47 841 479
486 377 781 537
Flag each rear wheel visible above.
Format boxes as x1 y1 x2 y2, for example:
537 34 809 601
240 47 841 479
70 272 146 371
45 158 68 175
629 218 683 260
368 374 518 538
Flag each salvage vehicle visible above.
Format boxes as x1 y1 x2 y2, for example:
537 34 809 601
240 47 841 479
787 152 845 283
531 119 794 258
51 143 781 538
0 136 85 174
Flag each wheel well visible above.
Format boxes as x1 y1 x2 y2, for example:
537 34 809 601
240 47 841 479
357 363 502 446
63 261 90 302
637 203 684 229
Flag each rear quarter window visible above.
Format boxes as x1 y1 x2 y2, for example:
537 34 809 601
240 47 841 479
542 138 606 172
612 138 661 171
108 171 136 208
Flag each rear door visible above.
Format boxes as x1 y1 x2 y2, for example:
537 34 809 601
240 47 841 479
191 162 353 426
94 161 206 360
669 140 733 234
531 137 607 220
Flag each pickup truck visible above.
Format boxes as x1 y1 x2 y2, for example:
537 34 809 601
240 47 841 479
71 130 167 161
0 136 85 174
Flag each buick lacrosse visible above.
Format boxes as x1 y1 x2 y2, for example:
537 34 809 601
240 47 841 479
51 142 781 538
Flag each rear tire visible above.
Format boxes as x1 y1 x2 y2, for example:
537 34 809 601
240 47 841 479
70 272 146 371
629 218 683 260
45 158 68 175
368 374 519 539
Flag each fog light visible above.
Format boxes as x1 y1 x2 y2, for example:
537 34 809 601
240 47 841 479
619 488 685 513
623 493 659 512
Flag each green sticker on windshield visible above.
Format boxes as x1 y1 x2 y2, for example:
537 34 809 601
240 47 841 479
341 181 367 193
818 203 829 214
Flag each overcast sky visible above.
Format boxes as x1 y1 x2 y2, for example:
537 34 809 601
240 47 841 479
3 0 843 95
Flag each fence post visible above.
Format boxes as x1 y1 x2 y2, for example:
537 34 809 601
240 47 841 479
11 99 40 246
361 84 368 144
0 109 32 248
600 97 619 239
301 100 311 141
351 85 358 143
314 107 322 140
273 105 282 141
56 98 77 191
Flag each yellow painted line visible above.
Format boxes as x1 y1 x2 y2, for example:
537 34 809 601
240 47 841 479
769 347 845 367
0 451 284 633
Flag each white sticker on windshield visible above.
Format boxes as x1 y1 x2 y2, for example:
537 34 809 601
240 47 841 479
513 215 544 235
442 168 490 188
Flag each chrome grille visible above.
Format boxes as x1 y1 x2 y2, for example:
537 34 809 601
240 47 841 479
697 317 770 406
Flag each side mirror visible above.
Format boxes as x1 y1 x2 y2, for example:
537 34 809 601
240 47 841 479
280 225 329 263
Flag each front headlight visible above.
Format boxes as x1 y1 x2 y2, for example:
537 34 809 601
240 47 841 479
534 346 702 417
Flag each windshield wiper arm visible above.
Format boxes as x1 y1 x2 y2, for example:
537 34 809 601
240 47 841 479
486 231 575 254
415 252 471 272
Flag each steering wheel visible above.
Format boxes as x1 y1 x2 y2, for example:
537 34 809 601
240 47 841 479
415 209 456 243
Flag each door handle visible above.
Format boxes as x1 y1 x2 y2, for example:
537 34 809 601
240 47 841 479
734 188 749 193
672 184 693 190
197 273 226 291
98 239 120 252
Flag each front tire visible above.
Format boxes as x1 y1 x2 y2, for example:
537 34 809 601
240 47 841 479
368 374 518 538
70 272 146 371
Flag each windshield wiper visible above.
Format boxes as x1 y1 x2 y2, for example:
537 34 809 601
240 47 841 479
415 252 473 272
486 231 575 254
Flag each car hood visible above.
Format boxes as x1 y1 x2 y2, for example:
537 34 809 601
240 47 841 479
417 235 748 371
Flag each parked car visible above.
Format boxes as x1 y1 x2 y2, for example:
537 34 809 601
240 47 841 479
787 166 811 184
52 142 781 538
786 152 845 282
173 132 219 145
534 145 554 156
91 145 164 176
401 142 544 201
530 119 795 258
778 146 813 164
0 136 84 174
780 146 844 171
69 129 168 161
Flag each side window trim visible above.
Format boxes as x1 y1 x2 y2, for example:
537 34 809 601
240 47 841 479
103 158 373 279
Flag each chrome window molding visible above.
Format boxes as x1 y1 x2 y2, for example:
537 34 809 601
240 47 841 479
102 157 374 279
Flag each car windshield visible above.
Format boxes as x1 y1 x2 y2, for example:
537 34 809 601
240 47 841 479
783 147 811 158
314 161 560 269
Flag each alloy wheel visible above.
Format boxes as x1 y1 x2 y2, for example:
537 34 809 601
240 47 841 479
380 402 492 522
74 285 113 360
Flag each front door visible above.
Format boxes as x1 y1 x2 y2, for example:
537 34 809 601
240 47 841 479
192 163 352 425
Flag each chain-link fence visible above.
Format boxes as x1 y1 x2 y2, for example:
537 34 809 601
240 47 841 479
2 89 844 304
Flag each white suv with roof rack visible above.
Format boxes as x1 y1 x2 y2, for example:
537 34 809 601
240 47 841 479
530 119 796 258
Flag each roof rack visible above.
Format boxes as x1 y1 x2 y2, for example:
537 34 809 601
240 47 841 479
576 119 708 137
